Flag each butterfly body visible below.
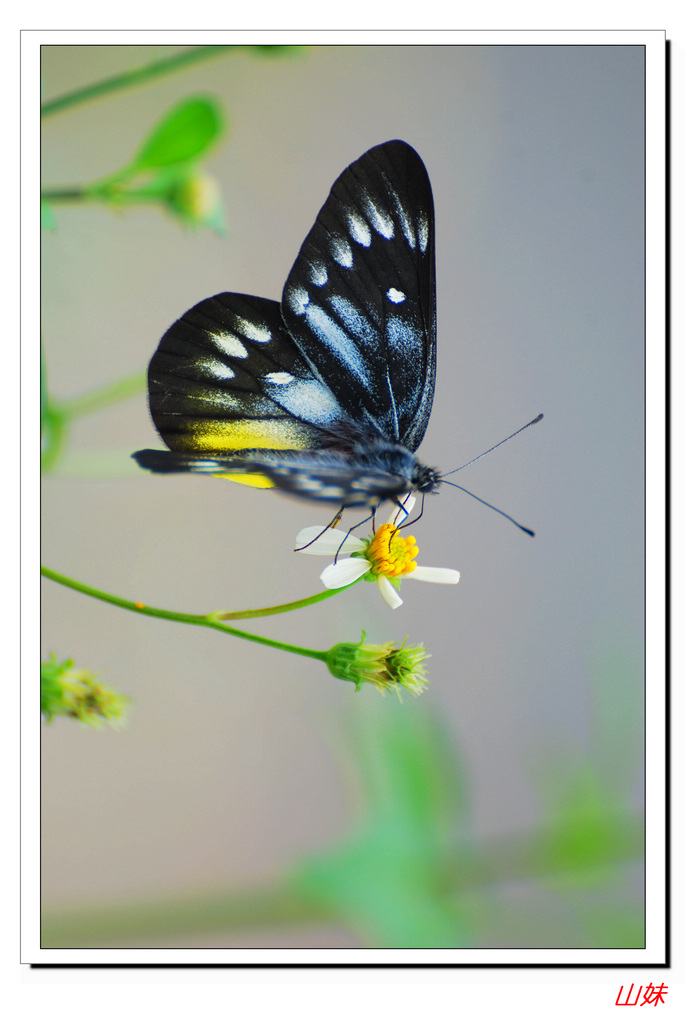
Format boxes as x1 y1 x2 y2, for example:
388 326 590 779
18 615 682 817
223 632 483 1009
134 140 439 511
135 426 441 507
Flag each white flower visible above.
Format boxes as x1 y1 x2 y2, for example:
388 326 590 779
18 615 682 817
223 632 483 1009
295 496 461 609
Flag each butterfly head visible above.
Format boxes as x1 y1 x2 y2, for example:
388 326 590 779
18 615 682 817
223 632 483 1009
412 462 441 495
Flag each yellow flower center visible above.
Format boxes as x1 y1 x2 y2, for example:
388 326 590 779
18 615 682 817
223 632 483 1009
365 524 419 578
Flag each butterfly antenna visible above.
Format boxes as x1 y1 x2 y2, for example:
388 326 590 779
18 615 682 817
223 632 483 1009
442 480 536 536
441 413 544 478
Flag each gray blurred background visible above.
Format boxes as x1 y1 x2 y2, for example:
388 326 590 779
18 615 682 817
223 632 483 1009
41 43 644 948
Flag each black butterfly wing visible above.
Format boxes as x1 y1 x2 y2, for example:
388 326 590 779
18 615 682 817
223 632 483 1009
281 139 436 453
145 292 349 478
135 141 437 503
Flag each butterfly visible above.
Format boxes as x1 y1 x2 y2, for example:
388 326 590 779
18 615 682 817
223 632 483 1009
133 140 441 514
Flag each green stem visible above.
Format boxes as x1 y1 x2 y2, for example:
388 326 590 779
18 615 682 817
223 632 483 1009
41 370 147 474
41 565 351 660
40 45 231 118
214 584 353 620
41 187 175 209
41 186 170 205
54 370 147 421
40 188 89 202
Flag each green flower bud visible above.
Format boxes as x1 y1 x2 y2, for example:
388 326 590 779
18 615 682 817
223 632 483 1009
41 654 130 729
325 632 430 698
165 169 225 232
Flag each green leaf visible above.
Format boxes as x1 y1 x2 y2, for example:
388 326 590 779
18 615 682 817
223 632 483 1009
131 96 225 172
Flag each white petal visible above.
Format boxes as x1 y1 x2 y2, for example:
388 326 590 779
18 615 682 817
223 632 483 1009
406 566 461 584
387 493 416 526
320 558 370 589
295 526 365 556
377 574 404 609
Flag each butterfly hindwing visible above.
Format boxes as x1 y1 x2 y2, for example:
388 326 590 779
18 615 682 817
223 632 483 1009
282 140 436 452
133 447 413 506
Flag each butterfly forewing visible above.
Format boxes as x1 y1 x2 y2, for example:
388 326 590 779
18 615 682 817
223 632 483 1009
282 140 436 452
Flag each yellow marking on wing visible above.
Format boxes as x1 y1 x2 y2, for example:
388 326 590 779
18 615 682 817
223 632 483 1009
186 418 315 452
215 471 275 489
167 418 318 489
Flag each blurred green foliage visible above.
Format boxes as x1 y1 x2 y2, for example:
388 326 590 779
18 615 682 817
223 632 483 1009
42 95 227 232
291 707 471 947
42 699 643 948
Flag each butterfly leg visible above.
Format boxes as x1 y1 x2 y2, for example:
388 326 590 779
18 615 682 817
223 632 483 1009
391 493 425 537
333 509 376 563
329 505 345 530
294 505 349 553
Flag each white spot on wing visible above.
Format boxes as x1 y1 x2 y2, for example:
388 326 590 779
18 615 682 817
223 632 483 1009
208 332 248 359
304 305 369 386
391 193 416 249
330 236 353 268
347 212 372 247
234 317 272 343
329 296 373 341
263 373 343 427
361 192 394 239
310 262 328 286
387 315 418 356
198 357 236 379
417 212 430 253
387 288 406 304
287 285 310 315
